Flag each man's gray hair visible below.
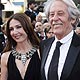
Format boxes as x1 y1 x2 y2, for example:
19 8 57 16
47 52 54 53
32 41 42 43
44 0 80 27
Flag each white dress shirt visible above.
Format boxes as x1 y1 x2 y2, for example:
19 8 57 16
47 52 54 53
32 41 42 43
44 30 74 80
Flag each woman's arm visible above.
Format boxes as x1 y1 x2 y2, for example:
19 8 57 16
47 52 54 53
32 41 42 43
1 52 10 80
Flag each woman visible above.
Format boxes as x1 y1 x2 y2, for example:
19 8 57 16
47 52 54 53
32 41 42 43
1 13 41 80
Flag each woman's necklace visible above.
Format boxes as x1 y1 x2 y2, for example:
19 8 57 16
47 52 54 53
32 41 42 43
12 47 37 66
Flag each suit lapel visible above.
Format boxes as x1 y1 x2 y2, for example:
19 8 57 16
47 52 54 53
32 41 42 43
41 38 55 80
41 38 54 70
61 33 80 80
61 45 80 80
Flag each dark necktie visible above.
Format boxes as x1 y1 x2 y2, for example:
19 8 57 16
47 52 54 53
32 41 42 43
48 41 62 80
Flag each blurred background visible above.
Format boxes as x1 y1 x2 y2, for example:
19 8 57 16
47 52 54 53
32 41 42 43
0 0 46 22
0 0 80 22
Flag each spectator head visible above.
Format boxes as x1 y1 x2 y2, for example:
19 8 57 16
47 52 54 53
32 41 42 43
27 1 36 10
75 26 80 35
34 22 43 33
36 13 42 22
46 27 54 38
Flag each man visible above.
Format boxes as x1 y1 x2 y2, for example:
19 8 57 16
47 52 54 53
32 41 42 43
34 22 45 40
24 1 36 15
24 1 37 27
39 0 80 80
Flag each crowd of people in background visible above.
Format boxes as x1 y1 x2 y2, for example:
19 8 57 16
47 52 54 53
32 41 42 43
0 0 55 54
0 0 80 57
0 0 80 80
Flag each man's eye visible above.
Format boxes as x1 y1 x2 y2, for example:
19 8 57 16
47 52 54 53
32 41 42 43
58 12 64 16
49 13 54 17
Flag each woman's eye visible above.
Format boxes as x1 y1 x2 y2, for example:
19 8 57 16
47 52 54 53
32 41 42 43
9 28 14 31
9 25 22 31
16 25 22 29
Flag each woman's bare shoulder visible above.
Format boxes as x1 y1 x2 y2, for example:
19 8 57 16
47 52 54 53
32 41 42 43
1 51 11 65
1 51 11 59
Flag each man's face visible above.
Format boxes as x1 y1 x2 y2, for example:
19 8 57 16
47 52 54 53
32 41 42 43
30 3 35 10
35 22 43 32
49 1 73 39
76 27 80 35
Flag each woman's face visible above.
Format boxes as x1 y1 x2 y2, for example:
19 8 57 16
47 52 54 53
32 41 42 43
9 19 28 43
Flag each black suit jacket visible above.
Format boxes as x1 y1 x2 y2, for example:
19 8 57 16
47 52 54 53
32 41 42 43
39 32 80 80
24 9 36 22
